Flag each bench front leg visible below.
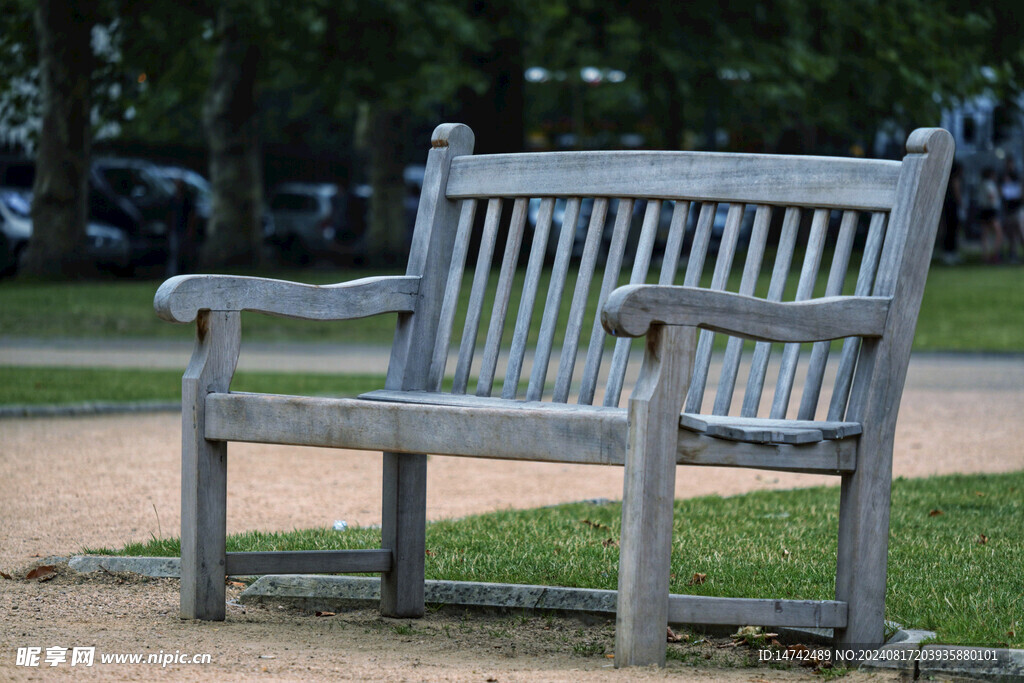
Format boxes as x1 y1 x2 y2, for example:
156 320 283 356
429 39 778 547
616 324 696 667
180 311 240 620
380 452 428 617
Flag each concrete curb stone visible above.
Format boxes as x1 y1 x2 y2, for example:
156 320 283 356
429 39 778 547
0 401 180 419
67 555 181 578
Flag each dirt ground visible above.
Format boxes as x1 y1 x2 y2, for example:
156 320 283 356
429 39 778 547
1 357 1022 680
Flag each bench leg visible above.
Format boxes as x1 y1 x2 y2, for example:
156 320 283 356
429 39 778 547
380 451 427 617
615 325 694 667
179 311 238 621
180 427 227 620
834 450 893 650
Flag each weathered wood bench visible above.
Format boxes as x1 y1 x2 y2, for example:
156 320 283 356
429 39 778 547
155 123 953 667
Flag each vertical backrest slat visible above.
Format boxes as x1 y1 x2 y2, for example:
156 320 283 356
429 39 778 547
603 200 663 406
797 209 859 419
684 203 745 413
769 208 830 419
525 197 581 401
552 198 609 402
429 199 479 390
713 204 773 415
577 199 635 405
683 202 717 287
828 211 888 420
741 206 801 417
503 198 556 398
476 197 529 396
452 198 503 394
658 201 691 285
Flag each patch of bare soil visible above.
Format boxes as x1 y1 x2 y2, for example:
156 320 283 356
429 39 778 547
0 563 900 682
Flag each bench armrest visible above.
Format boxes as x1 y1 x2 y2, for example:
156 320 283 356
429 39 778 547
154 274 420 324
601 284 890 342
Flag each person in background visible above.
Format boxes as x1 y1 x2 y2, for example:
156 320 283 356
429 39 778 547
941 162 962 265
977 167 1003 264
1001 157 1024 263
166 178 197 277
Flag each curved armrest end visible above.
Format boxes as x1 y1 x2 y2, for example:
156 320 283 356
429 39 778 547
154 275 202 323
601 285 655 338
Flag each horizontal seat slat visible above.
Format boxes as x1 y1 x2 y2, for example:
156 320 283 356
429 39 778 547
205 392 856 474
446 152 901 211
680 414 862 444
209 392 629 466
225 550 392 575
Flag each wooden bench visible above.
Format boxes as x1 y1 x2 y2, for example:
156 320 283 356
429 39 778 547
155 123 953 667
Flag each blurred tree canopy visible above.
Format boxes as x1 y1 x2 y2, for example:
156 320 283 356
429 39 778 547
1 0 1022 270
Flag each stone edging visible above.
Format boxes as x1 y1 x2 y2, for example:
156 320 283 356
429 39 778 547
0 401 180 419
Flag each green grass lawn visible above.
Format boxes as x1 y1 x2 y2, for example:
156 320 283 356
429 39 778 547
1 262 1022 352
92 470 1023 649
0 366 386 405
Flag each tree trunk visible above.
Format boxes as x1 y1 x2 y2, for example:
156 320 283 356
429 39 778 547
201 7 263 268
457 32 524 155
365 105 409 266
23 0 95 279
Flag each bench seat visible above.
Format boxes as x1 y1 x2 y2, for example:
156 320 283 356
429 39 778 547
362 389 861 445
203 389 858 474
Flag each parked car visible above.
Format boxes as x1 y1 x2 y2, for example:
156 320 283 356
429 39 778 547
267 182 353 264
90 158 175 267
152 164 212 233
0 188 130 276
0 189 31 274
346 165 427 260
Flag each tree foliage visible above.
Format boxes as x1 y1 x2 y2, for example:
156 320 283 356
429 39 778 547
3 0 1024 274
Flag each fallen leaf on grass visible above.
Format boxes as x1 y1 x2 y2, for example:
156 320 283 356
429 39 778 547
688 572 707 586
667 626 684 642
314 611 336 617
25 565 56 581
601 538 618 548
978 534 989 545
580 519 611 531
929 509 944 517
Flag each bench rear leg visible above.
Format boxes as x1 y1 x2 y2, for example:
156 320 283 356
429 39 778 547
834 444 894 649
616 325 695 667
179 311 238 621
380 451 427 617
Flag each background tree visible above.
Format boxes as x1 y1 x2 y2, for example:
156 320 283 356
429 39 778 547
21 0 97 278
201 6 264 267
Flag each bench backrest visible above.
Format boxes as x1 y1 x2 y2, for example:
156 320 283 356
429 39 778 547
395 124 952 426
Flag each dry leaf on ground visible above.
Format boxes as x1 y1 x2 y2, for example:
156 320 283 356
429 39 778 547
25 565 56 581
